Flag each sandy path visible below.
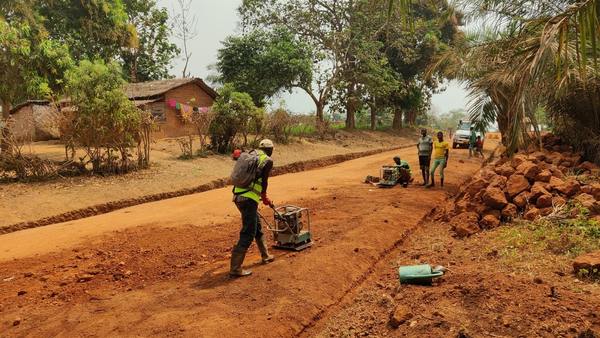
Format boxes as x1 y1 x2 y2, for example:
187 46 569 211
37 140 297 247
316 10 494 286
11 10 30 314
0 143 492 337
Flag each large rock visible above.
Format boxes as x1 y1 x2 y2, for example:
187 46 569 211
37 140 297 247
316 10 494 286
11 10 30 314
451 212 481 238
591 183 600 200
480 214 501 229
573 250 600 274
479 168 497 181
495 164 516 178
550 166 565 179
507 174 531 198
483 187 509 210
530 182 551 201
389 305 413 328
535 170 552 183
574 193 600 214
549 176 565 191
516 161 541 180
539 207 554 217
536 194 553 209
559 160 573 168
547 152 564 166
578 161 599 172
511 154 529 169
513 192 530 209
502 204 518 220
465 178 488 197
581 185 594 195
489 175 508 190
530 151 547 163
524 208 541 221
556 180 581 197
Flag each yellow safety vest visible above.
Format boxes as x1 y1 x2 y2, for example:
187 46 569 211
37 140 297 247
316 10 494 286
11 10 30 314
233 150 269 203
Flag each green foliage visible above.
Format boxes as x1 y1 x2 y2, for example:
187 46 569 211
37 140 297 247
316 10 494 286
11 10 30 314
65 60 142 173
499 212 600 259
38 0 137 62
430 109 466 132
121 0 180 82
216 28 313 107
209 84 259 153
0 18 73 111
238 0 461 126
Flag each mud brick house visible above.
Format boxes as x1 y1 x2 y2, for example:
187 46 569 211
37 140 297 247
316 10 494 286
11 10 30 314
9 100 62 141
125 78 217 139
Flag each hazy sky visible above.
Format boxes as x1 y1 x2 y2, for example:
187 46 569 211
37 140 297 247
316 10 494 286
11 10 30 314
157 0 470 115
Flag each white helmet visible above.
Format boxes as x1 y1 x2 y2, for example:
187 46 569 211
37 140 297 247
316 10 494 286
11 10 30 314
259 139 274 149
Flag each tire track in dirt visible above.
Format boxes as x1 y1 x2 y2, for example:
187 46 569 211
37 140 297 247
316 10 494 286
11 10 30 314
0 144 412 236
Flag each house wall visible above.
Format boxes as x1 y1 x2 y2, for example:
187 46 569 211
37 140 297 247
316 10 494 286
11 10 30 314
10 106 35 141
153 83 215 139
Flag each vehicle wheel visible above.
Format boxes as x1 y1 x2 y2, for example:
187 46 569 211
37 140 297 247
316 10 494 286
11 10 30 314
452 143 457 149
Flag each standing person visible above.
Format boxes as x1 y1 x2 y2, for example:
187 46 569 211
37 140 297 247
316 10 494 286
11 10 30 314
416 129 433 186
468 127 477 158
427 131 450 188
230 139 276 277
475 136 484 158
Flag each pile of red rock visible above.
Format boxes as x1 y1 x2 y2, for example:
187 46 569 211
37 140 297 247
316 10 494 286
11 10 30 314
443 134 600 238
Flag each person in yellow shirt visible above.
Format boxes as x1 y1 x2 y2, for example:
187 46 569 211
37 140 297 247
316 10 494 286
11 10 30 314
427 131 450 188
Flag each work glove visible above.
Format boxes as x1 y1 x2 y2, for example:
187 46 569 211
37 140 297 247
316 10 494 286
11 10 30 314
261 192 273 207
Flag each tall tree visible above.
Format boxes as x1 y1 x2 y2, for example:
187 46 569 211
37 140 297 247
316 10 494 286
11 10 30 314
121 0 180 82
38 0 137 62
383 0 462 129
0 16 73 117
216 28 313 107
171 0 198 78
239 0 364 122
0 10 73 150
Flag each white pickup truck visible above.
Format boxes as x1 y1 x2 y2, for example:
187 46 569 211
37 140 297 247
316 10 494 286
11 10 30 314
452 121 484 149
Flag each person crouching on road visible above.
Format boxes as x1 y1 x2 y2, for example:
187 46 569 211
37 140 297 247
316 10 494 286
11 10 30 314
393 156 412 188
427 131 450 188
230 139 275 277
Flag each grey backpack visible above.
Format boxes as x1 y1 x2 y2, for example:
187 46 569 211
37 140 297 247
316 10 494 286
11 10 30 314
231 150 260 189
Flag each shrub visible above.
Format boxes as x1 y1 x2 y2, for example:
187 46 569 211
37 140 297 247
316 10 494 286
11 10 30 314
266 108 294 143
209 84 259 153
191 108 215 153
65 60 148 174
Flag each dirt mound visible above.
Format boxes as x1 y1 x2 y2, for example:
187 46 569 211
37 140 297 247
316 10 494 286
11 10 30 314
441 134 600 238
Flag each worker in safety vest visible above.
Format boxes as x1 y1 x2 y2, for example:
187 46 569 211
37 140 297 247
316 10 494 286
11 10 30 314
230 139 276 277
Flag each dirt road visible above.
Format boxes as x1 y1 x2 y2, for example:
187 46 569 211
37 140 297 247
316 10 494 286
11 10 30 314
0 130 413 229
1 143 491 336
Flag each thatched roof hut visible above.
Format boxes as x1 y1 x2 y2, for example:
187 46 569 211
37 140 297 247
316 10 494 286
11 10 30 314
9 100 61 141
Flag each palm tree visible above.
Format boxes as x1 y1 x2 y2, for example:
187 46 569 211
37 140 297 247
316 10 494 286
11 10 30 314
426 0 600 155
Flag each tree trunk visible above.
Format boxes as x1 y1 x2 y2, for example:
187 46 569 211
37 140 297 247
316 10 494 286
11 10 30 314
345 83 357 129
392 110 403 130
315 102 324 122
369 103 377 130
1 100 10 119
497 113 509 146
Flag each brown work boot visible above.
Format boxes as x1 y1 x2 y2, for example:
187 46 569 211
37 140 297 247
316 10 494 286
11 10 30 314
256 237 275 264
229 247 252 277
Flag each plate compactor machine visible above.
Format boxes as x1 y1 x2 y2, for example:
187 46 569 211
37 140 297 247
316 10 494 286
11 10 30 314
378 165 400 188
261 205 312 251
